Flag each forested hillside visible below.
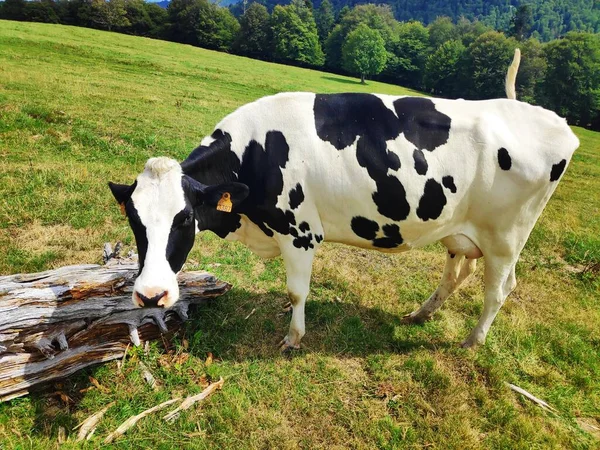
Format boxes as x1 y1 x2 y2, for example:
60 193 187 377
246 0 600 41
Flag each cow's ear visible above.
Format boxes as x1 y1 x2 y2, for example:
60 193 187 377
108 181 137 214
200 183 249 212
185 177 249 212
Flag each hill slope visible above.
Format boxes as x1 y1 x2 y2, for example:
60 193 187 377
1 21 599 449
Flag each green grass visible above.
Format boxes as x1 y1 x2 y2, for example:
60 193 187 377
1 20 599 449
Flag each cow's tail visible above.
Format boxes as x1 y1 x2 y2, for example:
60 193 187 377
505 48 521 100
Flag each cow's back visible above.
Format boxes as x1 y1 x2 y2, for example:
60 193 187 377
211 93 578 251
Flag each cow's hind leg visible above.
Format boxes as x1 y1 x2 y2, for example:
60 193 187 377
278 244 316 352
402 253 477 324
461 255 518 348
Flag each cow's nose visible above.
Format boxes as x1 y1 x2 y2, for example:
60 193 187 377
135 290 167 307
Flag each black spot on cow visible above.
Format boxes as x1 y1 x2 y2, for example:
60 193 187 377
314 93 401 150
289 183 304 210
497 147 512 171
393 97 451 152
299 221 310 233
238 131 298 237
417 179 447 221
373 224 404 248
442 176 457 193
413 149 428 175
314 94 410 221
289 227 298 237
387 151 401 171
351 216 379 240
293 233 314 250
550 159 567 182
315 234 323 243
351 216 403 249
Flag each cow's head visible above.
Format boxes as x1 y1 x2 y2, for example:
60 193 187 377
109 157 248 308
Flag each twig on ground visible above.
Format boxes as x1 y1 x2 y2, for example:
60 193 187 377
104 398 181 443
139 362 158 391
163 378 224 423
74 402 115 442
244 308 256 320
505 382 558 413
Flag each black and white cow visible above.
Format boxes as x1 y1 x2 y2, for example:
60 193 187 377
109 64 579 350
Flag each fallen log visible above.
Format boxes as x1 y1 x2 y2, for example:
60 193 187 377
0 255 231 402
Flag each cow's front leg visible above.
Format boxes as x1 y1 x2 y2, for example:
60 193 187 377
278 246 315 352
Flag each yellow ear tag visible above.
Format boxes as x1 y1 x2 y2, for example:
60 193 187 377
216 192 233 213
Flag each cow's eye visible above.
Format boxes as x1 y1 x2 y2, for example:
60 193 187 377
183 212 194 226
173 210 194 229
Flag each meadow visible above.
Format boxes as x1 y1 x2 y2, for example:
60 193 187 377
0 20 599 449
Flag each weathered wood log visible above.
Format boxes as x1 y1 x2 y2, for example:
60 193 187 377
0 256 231 402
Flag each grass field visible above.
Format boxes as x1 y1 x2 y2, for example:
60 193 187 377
1 20 599 449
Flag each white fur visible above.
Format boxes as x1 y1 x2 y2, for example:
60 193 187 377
131 157 184 308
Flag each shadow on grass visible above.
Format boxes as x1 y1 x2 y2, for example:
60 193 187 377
321 75 363 85
184 285 453 362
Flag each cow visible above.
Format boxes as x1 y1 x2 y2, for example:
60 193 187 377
108 51 579 350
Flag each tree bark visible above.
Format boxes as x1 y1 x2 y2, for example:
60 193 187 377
0 258 231 402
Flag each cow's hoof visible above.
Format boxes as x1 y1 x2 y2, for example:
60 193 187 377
278 337 301 354
460 336 483 349
400 313 429 325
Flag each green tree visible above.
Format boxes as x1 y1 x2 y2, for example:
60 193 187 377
424 39 466 97
270 0 324 66
465 30 516 99
325 4 398 71
385 21 429 89
428 16 456 49
0 0 26 20
233 2 270 58
342 23 387 83
195 2 240 51
315 0 334 44
23 0 60 23
541 32 600 129
167 0 239 51
509 4 533 41
516 37 546 104
122 0 167 37
90 0 130 31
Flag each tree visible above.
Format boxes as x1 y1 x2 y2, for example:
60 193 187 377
516 37 546 104
123 0 167 37
0 0 26 20
195 2 240 51
541 32 600 129
23 0 60 23
90 0 130 31
465 30 516 99
325 4 398 71
385 20 429 89
270 0 324 66
166 0 239 51
424 39 466 97
314 0 335 45
428 16 456 49
342 23 387 83
315 0 334 44
233 2 269 58
509 4 533 41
